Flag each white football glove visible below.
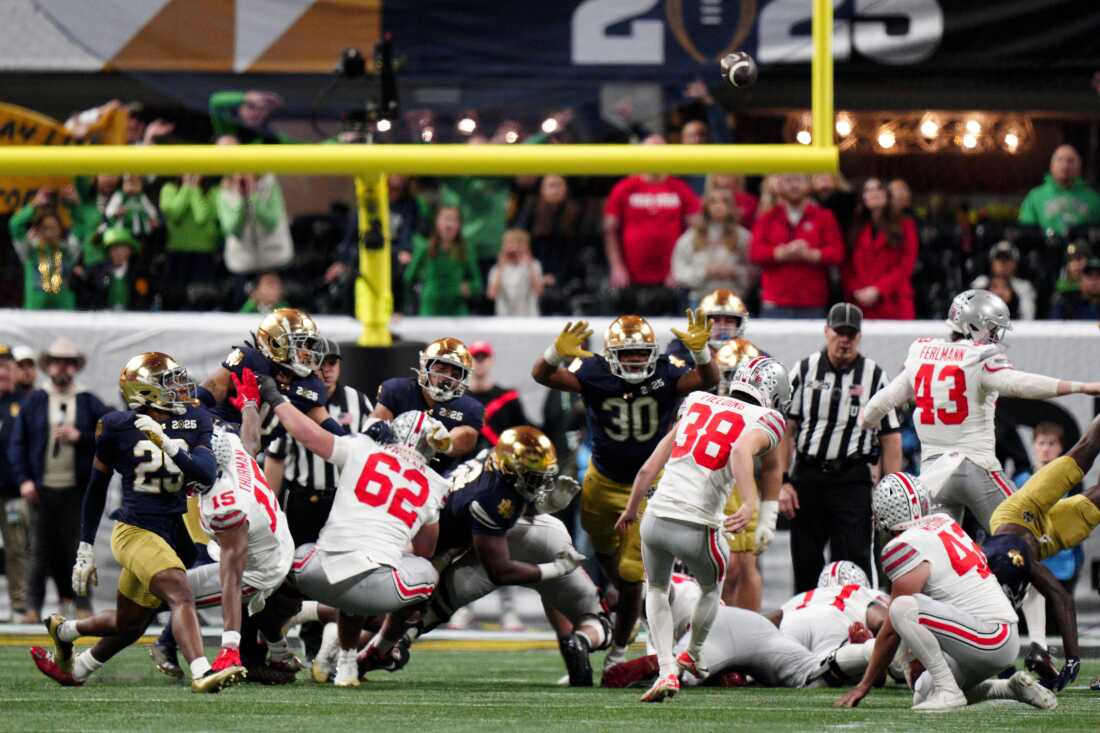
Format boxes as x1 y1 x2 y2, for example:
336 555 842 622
538 546 585 581
533 475 581 515
753 500 780 555
72 541 97 596
424 420 452 455
134 414 178 457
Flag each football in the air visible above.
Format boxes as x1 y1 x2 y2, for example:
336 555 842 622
721 51 757 88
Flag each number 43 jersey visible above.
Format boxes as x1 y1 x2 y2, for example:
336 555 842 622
574 354 689 484
882 513 1015 624
199 432 294 595
647 391 785 528
316 434 450 582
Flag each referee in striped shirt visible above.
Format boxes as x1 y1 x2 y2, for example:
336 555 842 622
780 303 902 592
265 339 372 546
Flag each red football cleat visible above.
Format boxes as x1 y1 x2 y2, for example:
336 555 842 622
30 647 83 687
848 621 873 645
715 670 750 687
601 654 660 689
676 650 709 680
212 647 242 672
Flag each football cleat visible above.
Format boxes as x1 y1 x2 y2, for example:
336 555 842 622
311 622 340 684
30 647 83 686
601 645 627 675
356 637 404 678
191 665 247 694
1024 642 1058 687
150 641 184 679
640 673 680 703
601 654 659 689
558 633 593 687
675 650 708 680
1089 675 1100 691
847 622 873 645
912 686 967 712
334 650 359 688
1008 671 1058 710
244 662 298 686
212 647 242 672
267 653 305 674
44 614 74 673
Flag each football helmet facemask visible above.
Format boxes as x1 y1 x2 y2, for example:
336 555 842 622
417 338 473 402
490 426 559 502
699 289 749 348
256 308 325 378
119 352 196 416
604 315 658 384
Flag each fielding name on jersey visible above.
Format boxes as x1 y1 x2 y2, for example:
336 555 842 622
918 345 967 362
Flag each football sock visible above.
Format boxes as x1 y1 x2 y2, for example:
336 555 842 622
1021 585 1047 649
289 601 321 626
72 650 104 681
686 584 720 662
264 636 291 660
58 620 81 642
966 678 1011 703
190 656 212 680
644 585 676 678
889 596 960 694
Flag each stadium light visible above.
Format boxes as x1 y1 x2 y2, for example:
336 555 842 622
541 118 560 135
457 117 477 135
375 119 392 133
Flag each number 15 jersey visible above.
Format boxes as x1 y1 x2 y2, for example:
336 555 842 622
317 434 450 580
647 391 784 528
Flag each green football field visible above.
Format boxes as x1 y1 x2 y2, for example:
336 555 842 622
2 644 1099 732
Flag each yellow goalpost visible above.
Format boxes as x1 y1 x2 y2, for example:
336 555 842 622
0 0 836 344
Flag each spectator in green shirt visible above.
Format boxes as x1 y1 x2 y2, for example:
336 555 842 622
240 271 289 314
8 198 81 311
404 206 481 316
158 174 221 310
209 89 293 144
88 226 152 311
1018 145 1100 236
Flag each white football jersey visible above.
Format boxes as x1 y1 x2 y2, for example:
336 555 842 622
647 391 784 528
317 434 449 580
200 433 295 593
779 584 886 628
882 513 1015 624
902 338 1011 471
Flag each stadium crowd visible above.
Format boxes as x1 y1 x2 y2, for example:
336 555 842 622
4 92 1100 320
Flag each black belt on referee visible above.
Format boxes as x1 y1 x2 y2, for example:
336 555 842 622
287 482 337 499
795 455 871 475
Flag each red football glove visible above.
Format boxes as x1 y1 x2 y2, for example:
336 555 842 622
212 646 242 672
229 368 261 413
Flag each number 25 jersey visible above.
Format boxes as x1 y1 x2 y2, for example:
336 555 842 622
882 513 1015 624
902 338 1010 471
574 354 688 484
647 391 784 528
317 434 450 581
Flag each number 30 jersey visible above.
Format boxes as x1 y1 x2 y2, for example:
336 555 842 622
317 434 450 581
901 338 1009 471
574 354 689 484
647 391 784 528
882 513 1015 624
199 431 294 593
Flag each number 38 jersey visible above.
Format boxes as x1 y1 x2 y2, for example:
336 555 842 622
647 391 785 528
882 513 1015 624
199 432 294 593
574 354 689 484
902 338 1010 471
317 434 450 581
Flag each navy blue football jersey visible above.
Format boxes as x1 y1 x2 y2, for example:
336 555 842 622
575 355 689 484
436 466 525 554
212 343 326 448
96 405 213 543
376 376 484 475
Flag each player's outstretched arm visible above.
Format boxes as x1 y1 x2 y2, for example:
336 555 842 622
199 367 231 406
860 372 912 429
982 368 1100 400
1029 557 1080 664
256 375 336 461
532 321 591 392
616 427 676 533
671 307 719 394
473 533 584 586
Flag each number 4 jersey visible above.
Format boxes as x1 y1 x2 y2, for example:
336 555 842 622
315 434 450 583
647 391 785 528
199 432 294 597
881 514 1015 624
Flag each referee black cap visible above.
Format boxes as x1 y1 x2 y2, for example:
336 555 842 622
827 303 863 334
323 338 342 359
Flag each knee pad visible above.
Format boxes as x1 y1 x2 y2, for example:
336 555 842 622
888 595 919 627
576 612 612 651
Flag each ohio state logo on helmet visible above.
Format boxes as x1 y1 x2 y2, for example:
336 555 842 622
871 472 930 532
727 356 791 412
817 560 870 589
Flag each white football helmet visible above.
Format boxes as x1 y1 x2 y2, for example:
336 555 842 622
944 289 1012 345
871 472 931 532
370 411 443 463
817 560 870 589
727 356 792 412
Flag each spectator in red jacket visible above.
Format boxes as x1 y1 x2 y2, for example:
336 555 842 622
604 136 701 290
842 177 918 320
749 174 844 318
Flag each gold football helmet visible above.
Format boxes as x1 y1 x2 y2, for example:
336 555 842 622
255 308 325 378
119 352 196 416
699 289 749 347
715 338 761 396
604 315 658 383
490 426 559 501
417 337 474 402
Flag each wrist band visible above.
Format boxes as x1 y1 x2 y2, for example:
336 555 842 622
692 347 711 365
544 345 563 367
